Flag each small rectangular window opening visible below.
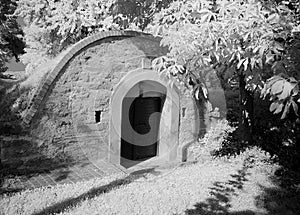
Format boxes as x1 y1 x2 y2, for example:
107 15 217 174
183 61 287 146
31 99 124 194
182 107 186 118
95 110 102 123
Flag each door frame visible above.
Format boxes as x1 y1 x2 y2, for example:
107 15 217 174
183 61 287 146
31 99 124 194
109 68 180 167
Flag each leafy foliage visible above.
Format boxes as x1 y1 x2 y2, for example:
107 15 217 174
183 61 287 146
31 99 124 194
14 0 300 117
0 0 25 74
111 0 173 30
261 75 299 118
150 0 300 118
16 0 172 75
16 0 115 74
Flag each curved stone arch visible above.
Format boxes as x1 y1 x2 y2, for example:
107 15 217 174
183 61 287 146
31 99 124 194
23 30 159 125
109 68 181 166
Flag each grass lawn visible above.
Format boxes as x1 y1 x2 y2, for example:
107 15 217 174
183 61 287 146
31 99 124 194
1 150 299 215
1 121 299 215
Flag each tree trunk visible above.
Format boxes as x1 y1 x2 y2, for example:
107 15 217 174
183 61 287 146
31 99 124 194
238 74 254 145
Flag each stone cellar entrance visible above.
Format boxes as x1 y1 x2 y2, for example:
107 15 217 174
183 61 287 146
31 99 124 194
14 31 205 182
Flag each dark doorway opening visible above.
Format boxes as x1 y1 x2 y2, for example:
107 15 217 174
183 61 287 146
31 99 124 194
121 96 164 166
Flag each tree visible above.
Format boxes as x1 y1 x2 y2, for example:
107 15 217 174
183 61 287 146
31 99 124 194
16 0 115 74
0 0 25 75
260 0 300 119
150 0 300 144
16 0 172 74
16 0 299 145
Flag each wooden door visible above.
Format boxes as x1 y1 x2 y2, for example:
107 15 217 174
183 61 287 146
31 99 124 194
121 97 162 160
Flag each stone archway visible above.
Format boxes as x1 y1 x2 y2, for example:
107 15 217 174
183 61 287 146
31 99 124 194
109 68 180 168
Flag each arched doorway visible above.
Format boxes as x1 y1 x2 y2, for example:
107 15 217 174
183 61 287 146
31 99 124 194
109 69 180 168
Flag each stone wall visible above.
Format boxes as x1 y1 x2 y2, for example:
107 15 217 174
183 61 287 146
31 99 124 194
1 31 228 172
30 36 169 165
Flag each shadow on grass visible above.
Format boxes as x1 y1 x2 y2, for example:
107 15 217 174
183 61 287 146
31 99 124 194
0 158 73 195
32 167 160 215
254 185 300 215
253 167 300 215
212 129 250 158
184 158 255 215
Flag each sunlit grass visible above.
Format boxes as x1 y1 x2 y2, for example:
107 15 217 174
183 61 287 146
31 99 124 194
1 120 298 215
0 148 279 215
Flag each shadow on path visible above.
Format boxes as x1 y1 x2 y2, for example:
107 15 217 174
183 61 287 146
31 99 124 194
32 167 159 215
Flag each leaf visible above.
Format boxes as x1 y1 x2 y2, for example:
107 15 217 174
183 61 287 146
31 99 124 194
267 76 283 86
261 32 273 39
274 103 284 114
243 58 249 71
270 80 285 95
201 13 211 23
278 81 297 100
253 46 261 54
281 101 290 119
175 64 185 73
243 32 251 41
259 45 267 57
267 13 279 23
250 58 256 70
236 52 241 61
237 59 245 69
195 86 200 100
202 85 208 99
260 84 269 99
292 85 299 96
257 58 263 69
288 77 298 84
291 100 299 116
274 42 284 52
229 53 236 63
270 102 279 112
